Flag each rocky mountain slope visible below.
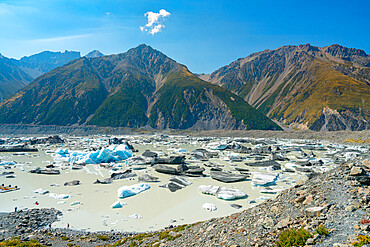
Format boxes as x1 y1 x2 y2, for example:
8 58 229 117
0 45 281 130
117 159 370 247
0 54 32 101
200 44 370 131
0 51 81 102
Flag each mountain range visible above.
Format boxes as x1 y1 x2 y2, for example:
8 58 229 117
0 50 83 101
0 54 32 102
200 44 369 131
0 43 368 131
10 50 81 78
0 45 280 130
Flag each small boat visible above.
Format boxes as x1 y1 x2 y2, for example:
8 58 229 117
0 185 20 193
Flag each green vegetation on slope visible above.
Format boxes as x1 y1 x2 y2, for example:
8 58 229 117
150 69 281 130
89 89 148 127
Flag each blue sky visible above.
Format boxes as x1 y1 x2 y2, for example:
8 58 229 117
0 0 369 73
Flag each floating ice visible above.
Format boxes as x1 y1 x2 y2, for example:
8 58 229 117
54 144 133 164
111 201 127 208
202 203 217 211
199 185 247 200
70 201 81 206
0 161 15 166
117 183 150 198
129 213 142 219
252 172 280 186
33 188 49 195
49 193 72 199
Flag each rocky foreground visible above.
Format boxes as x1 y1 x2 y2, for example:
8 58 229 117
2 159 370 246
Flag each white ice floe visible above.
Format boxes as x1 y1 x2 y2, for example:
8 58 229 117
252 172 280 186
32 188 49 195
129 213 142 219
70 201 81 206
54 144 132 164
117 183 150 199
49 193 72 199
111 201 127 208
202 203 217 212
198 185 247 200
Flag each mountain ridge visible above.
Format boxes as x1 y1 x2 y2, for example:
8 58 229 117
200 43 369 131
0 44 281 131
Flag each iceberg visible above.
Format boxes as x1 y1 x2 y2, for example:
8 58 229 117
252 172 280 186
49 193 72 199
111 201 127 208
199 185 247 200
33 188 49 195
202 203 217 212
54 144 133 164
129 213 142 219
70 201 81 206
117 183 150 198
0 161 15 166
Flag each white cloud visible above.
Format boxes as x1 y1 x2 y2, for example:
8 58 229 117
140 9 170 35
29 34 93 43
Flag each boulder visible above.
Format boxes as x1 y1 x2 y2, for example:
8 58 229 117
138 174 160 182
350 166 364 176
303 195 314 205
110 170 136 180
30 135 64 145
305 206 325 217
356 175 370 185
363 160 370 171
154 164 205 177
153 156 185 164
178 164 205 177
210 171 247 183
93 179 112 184
166 176 192 192
154 164 180 175
230 204 242 209
29 168 60 175
64 180 80 186
272 153 289 161
245 160 280 168
142 150 158 158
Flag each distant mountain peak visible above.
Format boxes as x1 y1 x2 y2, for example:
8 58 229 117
127 44 158 55
85 50 104 58
323 44 368 58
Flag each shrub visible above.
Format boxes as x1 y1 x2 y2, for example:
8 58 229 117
276 228 312 247
0 237 42 247
315 225 329 236
353 235 369 247
97 235 109 241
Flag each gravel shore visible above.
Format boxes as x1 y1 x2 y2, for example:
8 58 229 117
2 158 370 246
